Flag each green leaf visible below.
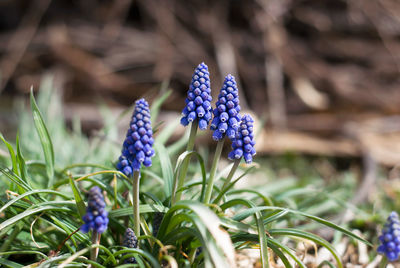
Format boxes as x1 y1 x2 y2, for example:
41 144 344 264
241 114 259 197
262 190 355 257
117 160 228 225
220 198 269 268
0 258 24 268
0 133 18 175
109 204 168 218
0 205 70 233
231 205 372 246
318 260 336 268
0 189 69 214
231 233 306 267
267 242 292 268
154 142 174 197
0 250 48 259
157 201 236 268
171 151 207 203
68 175 86 218
113 248 162 268
268 238 306 268
30 87 55 187
15 134 28 184
270 228 343 268
213 165 257 204
0 167 32 192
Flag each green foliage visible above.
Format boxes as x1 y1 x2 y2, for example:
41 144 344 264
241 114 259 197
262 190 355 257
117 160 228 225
0 79 372 267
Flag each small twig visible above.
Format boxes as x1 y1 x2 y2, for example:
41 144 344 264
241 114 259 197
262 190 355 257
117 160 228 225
31 212 46 248
56 227 81 253
0 0 51 91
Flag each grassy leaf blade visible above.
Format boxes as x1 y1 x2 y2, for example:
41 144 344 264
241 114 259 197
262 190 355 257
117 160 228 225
0 133 18 175
16 134 28 184
68 175 86 218
30 87 55 187
154 142 174 197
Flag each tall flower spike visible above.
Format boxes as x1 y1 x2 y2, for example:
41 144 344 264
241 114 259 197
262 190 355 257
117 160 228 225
81 186 109 234
210 74 241 141
228 115 256 164
123 228 138 264
117 98 155 177
378 211 400 262
180 62 212 130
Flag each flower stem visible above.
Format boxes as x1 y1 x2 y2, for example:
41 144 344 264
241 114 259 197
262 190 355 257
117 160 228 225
90 231 100 264
172 120 198 205
379 256 388 268
213 158 241 204
133 171 141 239
203 138 225 204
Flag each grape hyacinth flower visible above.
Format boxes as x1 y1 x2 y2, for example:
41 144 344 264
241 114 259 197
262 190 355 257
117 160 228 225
210 74 241 141
123 228 138 264
180 62 212 130
117 98 155 177
377 211 400 262
173 63 212 205
116 98 155 238
228 114 256 164
214 115 257 204
204 74 242 203
81 186 109 234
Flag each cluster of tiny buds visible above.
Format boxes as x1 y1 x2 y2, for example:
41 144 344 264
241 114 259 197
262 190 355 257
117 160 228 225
228 114 256 164
181 62 213 130
117 98 155 176
81 186 109 234
123 228 138 264
378 211 400 262
211 74 241 141
180 63 257 164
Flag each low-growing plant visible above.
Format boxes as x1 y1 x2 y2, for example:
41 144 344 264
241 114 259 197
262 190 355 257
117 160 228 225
0 65 372 267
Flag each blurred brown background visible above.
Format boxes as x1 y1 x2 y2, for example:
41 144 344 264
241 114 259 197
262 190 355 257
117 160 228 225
1 0 400 165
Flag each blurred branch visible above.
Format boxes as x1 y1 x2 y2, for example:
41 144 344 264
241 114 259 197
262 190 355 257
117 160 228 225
0 0 51 91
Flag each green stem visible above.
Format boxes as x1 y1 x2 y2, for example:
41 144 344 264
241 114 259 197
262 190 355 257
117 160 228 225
213 158 241 204
203 138 225 204
379 256 388 268
172 120 198 205
90 231 100 265
133 171 141 239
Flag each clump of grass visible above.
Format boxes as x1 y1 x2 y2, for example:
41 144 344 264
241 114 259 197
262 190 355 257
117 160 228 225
0 67 372 267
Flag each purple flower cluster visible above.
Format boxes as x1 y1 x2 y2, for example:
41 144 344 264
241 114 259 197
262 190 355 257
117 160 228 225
378 211 400 262
180 62 213 130
117 98 155 176
81 186 109 234
210 74 241 141
123 228 138 264
228 115 256 164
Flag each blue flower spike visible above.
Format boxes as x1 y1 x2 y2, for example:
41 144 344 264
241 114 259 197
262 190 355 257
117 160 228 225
81 186 109 234
117 98 155 177
180 62 213 130
123 228 138 264
228 114 256 164
378 211 400 262
211 74 241 141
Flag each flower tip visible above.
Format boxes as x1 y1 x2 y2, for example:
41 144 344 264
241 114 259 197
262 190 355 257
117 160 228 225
198 119 208 130
226 74 235 80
